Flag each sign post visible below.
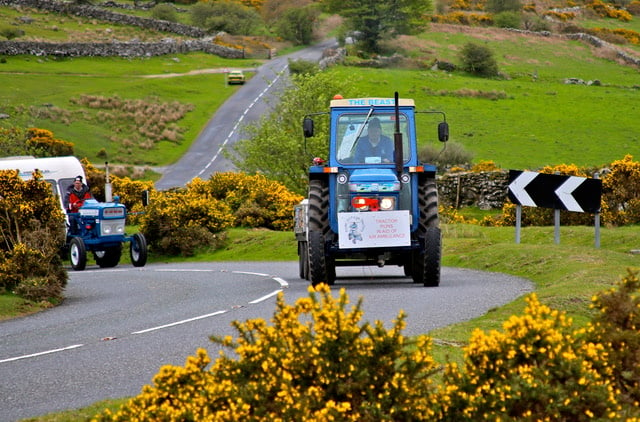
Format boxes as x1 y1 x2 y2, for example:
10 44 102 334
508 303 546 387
508 170 602 247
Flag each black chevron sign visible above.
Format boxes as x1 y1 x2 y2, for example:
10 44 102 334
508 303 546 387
508 170 602 213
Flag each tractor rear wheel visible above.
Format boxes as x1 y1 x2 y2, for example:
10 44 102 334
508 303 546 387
307 179 335 286
130 233 148 267
69 237 87 271
94 244 122 268
412 177 441 287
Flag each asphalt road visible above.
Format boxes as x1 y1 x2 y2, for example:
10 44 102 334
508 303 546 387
0 261 532 421
154 39 338 190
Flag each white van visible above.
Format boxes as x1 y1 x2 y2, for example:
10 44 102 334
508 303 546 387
0 156 87 213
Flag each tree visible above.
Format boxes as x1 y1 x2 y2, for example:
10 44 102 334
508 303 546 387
190 0 263 35
229 72 360 195
275 5 319 45
323 0 433 53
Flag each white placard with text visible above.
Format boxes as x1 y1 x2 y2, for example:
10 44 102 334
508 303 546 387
338 210 411 249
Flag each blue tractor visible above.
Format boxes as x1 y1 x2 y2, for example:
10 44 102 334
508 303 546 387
295 93 448 286
67 199 148 271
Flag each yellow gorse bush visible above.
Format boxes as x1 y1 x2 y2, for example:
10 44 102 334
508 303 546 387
0 169 67 301
441 293 619 421
95 285 441 421
94 273 640 420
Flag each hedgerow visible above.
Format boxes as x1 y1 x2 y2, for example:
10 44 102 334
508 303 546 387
94 272 640 420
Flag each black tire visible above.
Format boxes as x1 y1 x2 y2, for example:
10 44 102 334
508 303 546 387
422 227 442 287
298 241 309 280
307 179 335 286
69 237 87 271
412 177 441 286
94 244 122 268
130 233 148 267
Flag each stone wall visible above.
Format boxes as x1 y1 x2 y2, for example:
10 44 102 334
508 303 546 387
0 39 244 57
437 171 509 209
0 0 206 37
0 0 243 58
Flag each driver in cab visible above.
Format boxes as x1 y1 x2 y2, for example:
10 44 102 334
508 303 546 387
353 117 394 163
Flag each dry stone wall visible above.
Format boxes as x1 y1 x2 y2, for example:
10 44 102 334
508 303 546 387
0 39 243 57
0 0 243 58
437 171 509 209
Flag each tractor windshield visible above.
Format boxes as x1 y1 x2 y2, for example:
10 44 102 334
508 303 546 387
336 112 411 165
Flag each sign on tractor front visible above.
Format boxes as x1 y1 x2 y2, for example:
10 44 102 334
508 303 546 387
338 210 411 249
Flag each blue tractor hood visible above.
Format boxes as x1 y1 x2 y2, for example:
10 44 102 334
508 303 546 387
348 168 400 192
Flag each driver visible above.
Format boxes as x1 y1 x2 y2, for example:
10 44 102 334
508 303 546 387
353 117 394 163
64 175 92 213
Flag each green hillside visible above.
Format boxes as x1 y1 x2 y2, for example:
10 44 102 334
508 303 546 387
1 2 639 171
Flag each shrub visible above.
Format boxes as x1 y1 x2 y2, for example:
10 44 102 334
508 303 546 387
458 42 499 77
441 293 618 421
486 0 522 13
0 170 67 301
419 141 474 169
151 3 178 22
195 173 304 230
493 11 522 28
26 128 74 157
586 269 640 407
189 1 263 35
601 154 640 225
0 26 24 40
139 188 234 255
288 58 320 76
95 285 441 421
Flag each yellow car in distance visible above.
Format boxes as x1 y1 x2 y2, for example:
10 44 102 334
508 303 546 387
227 70 245 85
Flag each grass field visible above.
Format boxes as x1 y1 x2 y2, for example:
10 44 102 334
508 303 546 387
2 6 640 171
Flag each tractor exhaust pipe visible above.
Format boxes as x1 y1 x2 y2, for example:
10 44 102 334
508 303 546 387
393 91 403 175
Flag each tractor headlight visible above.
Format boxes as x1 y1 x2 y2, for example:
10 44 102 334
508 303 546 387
101 219 126 236
379 197 395 211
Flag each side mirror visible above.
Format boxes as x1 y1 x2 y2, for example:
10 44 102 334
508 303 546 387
141 190 149 207
438 122 449 142
303 117 314 138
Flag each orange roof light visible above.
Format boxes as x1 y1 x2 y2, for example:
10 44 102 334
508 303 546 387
333 94 343 100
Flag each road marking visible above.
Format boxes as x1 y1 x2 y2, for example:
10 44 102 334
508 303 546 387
199 64 289 177
249 290 282 304
232 271 269 277
0 344 84 364
132 310 228 334
4 267 290 364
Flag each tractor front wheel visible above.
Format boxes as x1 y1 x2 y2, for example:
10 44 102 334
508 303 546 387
69 237 87 271
130 233 148 267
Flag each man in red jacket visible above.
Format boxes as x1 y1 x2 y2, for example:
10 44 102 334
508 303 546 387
64 176 93 233
64 176 92 213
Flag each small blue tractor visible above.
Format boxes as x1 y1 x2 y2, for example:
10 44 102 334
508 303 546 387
67 199 148 271
295 93 448 286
